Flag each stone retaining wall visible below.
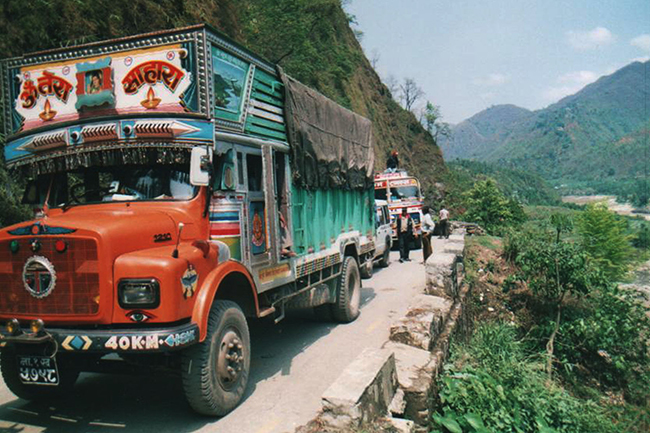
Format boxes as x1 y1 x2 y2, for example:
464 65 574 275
303 232 473 432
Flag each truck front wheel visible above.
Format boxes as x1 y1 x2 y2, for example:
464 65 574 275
182 300 250 416
331 256 361 323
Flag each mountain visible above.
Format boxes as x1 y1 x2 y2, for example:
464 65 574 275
440 104 532 160
441 60 650 188
0 0 447 225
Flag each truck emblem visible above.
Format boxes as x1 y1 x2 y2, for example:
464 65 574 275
23 256 57 299
181 265 198 299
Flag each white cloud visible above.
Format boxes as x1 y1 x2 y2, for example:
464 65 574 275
631 34 650 52
472 73 509 87
567 27 614 50
542 70 600 102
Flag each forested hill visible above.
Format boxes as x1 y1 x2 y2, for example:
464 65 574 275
0 0 446 214
440 60 650 188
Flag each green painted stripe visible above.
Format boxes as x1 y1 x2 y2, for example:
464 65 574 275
253 80 283 99
254 70 283 89
251 90 283 107
247 116 286 132
245 123 287 140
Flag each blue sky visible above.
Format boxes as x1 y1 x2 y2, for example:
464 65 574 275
345 0 650 123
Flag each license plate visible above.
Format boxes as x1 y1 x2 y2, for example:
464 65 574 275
17 355 59 385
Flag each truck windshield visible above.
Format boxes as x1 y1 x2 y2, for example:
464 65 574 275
23 164 197 207
390 186 420 201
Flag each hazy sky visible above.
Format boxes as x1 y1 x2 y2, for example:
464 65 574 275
345 0 650 124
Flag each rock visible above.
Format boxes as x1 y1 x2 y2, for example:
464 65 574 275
383 341 436 426
389 295 452 351
442 242 464 258
385 417 416 432
425 253 457 297
389 388 406 416
321 348 397 429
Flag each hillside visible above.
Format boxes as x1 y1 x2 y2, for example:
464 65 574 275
441 60 650 188
440 104 532 160
0 0 447 226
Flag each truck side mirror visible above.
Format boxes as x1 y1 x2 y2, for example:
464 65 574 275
190 146 213 186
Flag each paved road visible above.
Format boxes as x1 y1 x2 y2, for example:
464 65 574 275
0 245 437 433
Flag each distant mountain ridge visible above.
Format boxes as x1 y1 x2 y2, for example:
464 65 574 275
441 104 532 160
440 60 650 187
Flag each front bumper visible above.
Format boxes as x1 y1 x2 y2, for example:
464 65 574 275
0 322 199 354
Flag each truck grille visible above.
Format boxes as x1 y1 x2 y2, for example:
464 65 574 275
0 238 100 316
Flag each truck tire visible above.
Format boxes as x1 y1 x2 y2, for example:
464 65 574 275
378 238 391 268
182 300 250 416
359 259 373 279
331 256 361 323
0 346 79 401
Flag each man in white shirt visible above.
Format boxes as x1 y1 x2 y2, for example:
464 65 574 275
439 206 450 239
421 206 435 262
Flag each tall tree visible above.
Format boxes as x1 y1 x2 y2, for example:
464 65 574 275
421 101 451 143
400 77 424 112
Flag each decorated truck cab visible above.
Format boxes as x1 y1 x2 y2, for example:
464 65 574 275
0 25 376 415
374 170 424 246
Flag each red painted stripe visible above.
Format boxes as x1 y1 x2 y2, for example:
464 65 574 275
210 222 241 236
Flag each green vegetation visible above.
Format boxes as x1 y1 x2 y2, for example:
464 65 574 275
432 204 650 433
432 324 616 433
461 178 526 236
575 203 632 280
446 160 561 207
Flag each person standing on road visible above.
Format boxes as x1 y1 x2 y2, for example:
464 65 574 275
421 206 435 263
439 206 450 239
397 207 413 262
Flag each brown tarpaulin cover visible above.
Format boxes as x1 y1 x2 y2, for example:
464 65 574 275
279 70 375 190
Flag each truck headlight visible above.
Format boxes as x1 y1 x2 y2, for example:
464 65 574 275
118 279 160 309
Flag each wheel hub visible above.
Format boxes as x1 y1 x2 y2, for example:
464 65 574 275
217 329 244 390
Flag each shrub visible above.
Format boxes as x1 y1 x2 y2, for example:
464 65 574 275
463 178 525 235
431 323 615 433
575 203 632 280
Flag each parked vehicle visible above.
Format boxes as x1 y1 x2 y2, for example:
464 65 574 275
374 169 424 248
360 200 392 279
0 25 376 416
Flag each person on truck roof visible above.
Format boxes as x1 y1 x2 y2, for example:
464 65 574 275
386 150 399 172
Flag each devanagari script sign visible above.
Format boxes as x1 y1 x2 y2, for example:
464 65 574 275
12 44 193 134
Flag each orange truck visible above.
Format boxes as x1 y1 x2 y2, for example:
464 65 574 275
0 25 377 415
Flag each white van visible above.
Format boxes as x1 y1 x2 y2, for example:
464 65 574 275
360 200 393 278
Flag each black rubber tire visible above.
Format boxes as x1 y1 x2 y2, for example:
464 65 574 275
359 259 373 279
378 238 391 268
331 256 361 323
411 236 422 250
0 346 79 401
182 300 250 416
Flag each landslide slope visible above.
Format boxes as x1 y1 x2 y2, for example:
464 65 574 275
440 60 650 186
0 0 446 216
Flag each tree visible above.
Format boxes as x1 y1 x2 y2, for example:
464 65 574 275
399 77 424 112
463 178 516 235
420 101 451 143
631 178 650 209
576 203 631 280
517 239 597 380
369 48 380 69
383 75 399 100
